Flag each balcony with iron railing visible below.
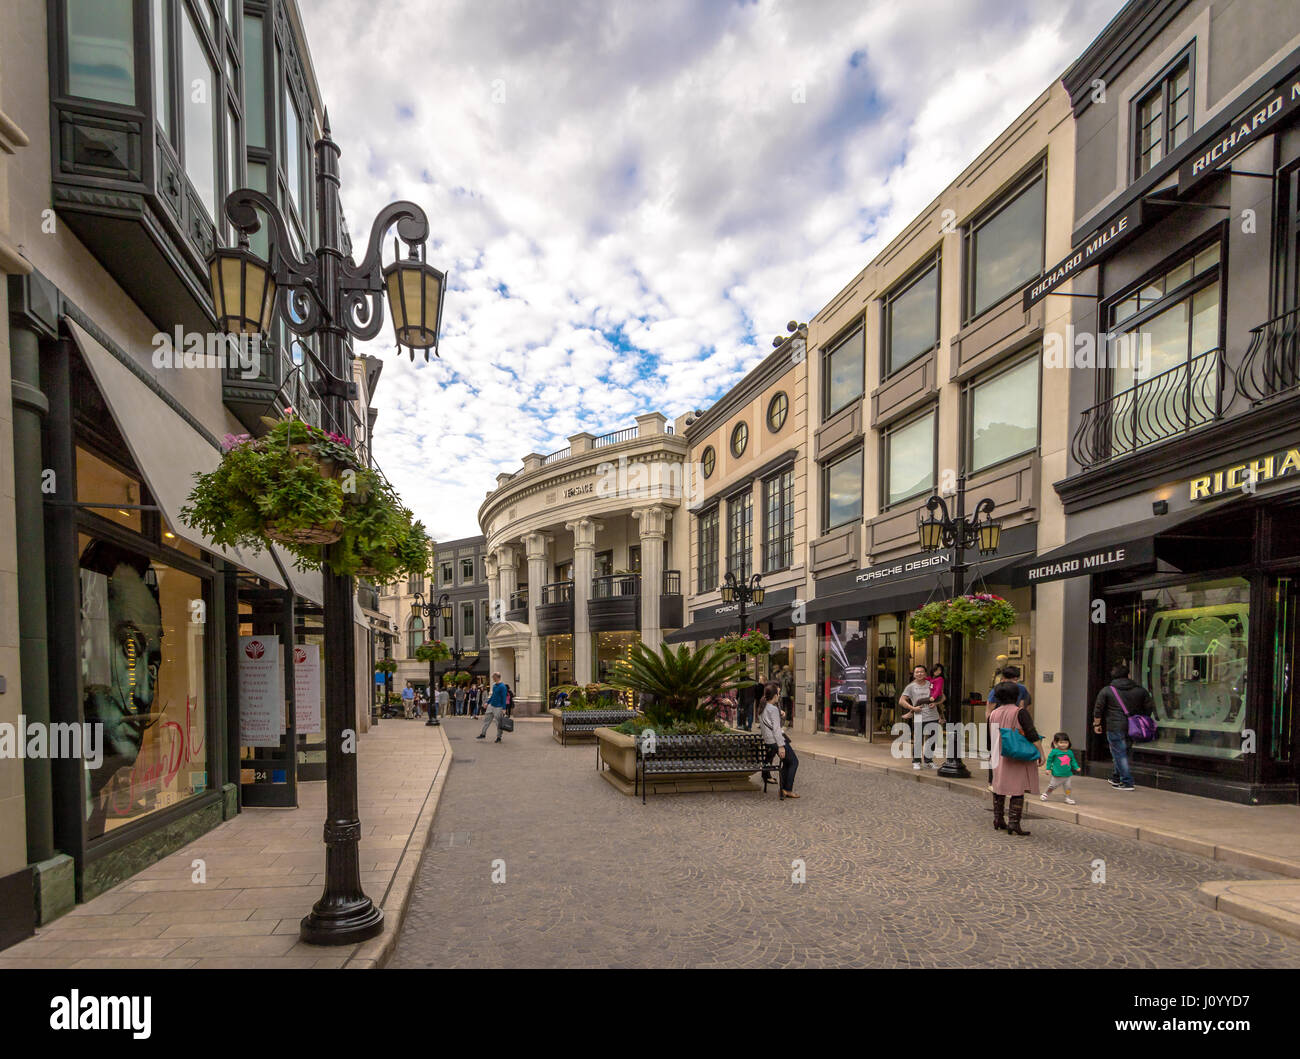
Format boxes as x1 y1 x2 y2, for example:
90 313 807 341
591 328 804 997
536 580 575 635
1071 348 1226 470
1237 306 1300 406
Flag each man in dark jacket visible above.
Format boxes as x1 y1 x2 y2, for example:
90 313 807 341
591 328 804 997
1092 661 1154 791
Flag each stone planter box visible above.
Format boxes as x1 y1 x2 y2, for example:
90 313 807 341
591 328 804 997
594 727 762 797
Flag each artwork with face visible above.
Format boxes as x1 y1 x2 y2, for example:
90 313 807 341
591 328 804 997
80 537 208 839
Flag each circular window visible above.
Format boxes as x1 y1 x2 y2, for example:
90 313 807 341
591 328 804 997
767 392 788 433
701 446 716 478
731 422 749 458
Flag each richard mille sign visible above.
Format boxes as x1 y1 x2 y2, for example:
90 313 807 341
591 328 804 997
1189 445 1300 500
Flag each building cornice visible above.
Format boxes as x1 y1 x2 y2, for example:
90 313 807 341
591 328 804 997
1061 0 1192 117
686 336 801 442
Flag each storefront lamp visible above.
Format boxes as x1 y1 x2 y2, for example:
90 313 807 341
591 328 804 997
383 245 446 360
917 510 945 552
208 234 277 336
720 581 735 603
976 514 1002 556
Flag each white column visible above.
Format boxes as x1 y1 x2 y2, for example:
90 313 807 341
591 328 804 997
496 544 518 606
485 552 500 624
524 532 550 710
633 505 671 653
565 518 602 682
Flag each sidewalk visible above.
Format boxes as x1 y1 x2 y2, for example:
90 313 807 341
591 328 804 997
0 718 451 969
795 728 1300 939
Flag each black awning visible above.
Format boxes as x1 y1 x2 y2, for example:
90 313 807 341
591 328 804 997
662 598 796 644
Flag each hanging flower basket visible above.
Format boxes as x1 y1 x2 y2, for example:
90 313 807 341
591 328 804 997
909 594 1017 639
267 519 344 546
719 628 771 656
415 640 451 663
375 658 398 675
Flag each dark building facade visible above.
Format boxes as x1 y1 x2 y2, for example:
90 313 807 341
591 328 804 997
1045 0 1300 803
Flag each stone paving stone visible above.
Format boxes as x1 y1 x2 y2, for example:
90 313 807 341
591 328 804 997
390 717 1300 969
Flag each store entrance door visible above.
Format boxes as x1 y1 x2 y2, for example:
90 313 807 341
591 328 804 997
237 587 298 808
1267 576 1299 784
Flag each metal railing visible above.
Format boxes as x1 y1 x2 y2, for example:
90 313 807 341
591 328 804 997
662 570 682 595
540 580 574 604
508 590 529 611
593 426 638 448
591 573 640 599
542 447 571 465
1237 306 1300 405
1071 348 1226 470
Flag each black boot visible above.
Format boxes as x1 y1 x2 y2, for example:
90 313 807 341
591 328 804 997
1007 795 1031 836
992 794 1007 831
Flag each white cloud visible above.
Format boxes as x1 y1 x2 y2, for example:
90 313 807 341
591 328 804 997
297 0 1123 541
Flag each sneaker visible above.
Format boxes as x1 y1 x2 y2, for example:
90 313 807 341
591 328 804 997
1041 793 1049 801
1116 783 1135 791
494 736 502 743
925 762 939 769
475 734 485 740
913 762 922 770
1065 797 1076 805
1107 779 1123 789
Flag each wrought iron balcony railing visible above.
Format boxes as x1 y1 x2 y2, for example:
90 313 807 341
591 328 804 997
509 589 529 611
593 426 638 448
662 570 682 595
540 580 574 604
1071 348 1226 470
1236 306 1300 405
591 573 640 599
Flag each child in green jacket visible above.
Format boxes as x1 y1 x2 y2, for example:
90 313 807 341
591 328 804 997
1042 732 1082 805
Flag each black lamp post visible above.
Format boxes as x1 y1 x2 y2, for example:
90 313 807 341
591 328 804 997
206 117 446 946
915 474 1002 779
412 591 453 724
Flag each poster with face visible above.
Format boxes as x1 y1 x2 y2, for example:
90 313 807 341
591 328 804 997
80 538 208 839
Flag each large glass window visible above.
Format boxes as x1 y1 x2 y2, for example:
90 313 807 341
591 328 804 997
824 326 864 417
1104 577 1249 759
76 446 144 533
440 561 454 587
180 5 218 220
79 536 208 839
967 355 1040 473
726 491 754 581
823 447 863 531
461 557 475 583
885 410 935 507
67 0 136 105
284 86 303 214
884 260 939 375
461 602 476 648
407 616 425 656
966 171 1045 318
153 0 171 135
242 15 265 148
1134 53 1192 178
1106 241 1222 457
697 508 719 592
763 468 794 572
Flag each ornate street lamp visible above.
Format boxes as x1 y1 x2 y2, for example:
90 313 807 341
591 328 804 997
412 590 453 725
915 474 1002 779
719 571 764 729
207 116 446 946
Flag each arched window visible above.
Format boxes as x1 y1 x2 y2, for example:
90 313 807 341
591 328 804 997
407 615 425 657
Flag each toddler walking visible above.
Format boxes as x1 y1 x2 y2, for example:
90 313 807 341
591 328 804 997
1042 732 1081 805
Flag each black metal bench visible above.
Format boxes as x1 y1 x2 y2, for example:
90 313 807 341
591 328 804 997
636 733 779 803
559 708 635 746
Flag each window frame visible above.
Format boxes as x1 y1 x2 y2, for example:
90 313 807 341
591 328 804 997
881 254 941 380
962 163 1047 323
701 445 716 479
963 350 1042 476
767 391 789 433
1131 47 1194 182
725 488 754 581
881 406 938 511
762 467 795 573
730 421 749 458
822 322 865 420
821 444 864 533
696 506 719 593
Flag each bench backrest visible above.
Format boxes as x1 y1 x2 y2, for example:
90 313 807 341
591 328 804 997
637 733 766 762
560 709 634 726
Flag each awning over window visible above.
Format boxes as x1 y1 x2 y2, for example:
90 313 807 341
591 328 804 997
67 317 287 588
662 597 796 644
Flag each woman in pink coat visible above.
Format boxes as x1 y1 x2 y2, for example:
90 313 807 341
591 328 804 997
989 680 1043 836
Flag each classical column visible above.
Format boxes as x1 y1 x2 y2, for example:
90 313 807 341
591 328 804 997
633 505 671 653
565 518 602 683
484 552 500 624
523 533 550 711
496 544 518 606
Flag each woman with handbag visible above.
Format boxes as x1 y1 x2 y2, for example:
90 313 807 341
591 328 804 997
989 680 1044 836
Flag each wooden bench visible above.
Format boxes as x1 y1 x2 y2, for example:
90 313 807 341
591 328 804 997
635 732 780 803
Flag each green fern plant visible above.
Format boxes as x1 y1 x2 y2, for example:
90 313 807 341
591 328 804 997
606 641 755 731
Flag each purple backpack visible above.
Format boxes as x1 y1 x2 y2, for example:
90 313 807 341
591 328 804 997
1111 685 1157 742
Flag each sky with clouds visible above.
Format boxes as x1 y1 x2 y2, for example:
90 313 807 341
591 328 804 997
297 0 1125 543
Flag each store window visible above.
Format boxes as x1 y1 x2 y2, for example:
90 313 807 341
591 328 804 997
763 468 794 572
1106 239 1222 456
1133 51 1192 179
966 354 1040 473
883 258 939 376
76 446 144 533
1103 577 1249 759
595 631 640 707
821 620 870 735
823 326 864 418
822 446 863 531
79 535 208 840
67 0 136 105
547 634 574 693
697 507 719 592
965 168 1045 319
726 491 754 580
884 409 935 508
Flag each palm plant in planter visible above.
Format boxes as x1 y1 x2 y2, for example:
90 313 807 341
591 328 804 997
607 641 755 734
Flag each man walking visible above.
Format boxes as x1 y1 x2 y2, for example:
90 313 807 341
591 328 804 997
401 683 415 719
477 671 508 742
1093 660 1153 791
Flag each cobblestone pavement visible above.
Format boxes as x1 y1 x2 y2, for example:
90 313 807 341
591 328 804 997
389 717 1300 968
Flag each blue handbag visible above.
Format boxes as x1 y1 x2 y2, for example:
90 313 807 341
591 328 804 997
998 727 1040 761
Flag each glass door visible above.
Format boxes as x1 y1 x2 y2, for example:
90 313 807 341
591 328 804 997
1268 576 1298 780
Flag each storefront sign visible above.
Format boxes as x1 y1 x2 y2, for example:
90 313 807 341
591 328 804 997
1015 539 1154 585
1178 68 1300 194
238 635 281 747
1022 202 1143 310
293 643 322 735
854 551 951 585
564 482 594 498
1189 445 1300 500
690 587 796 623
